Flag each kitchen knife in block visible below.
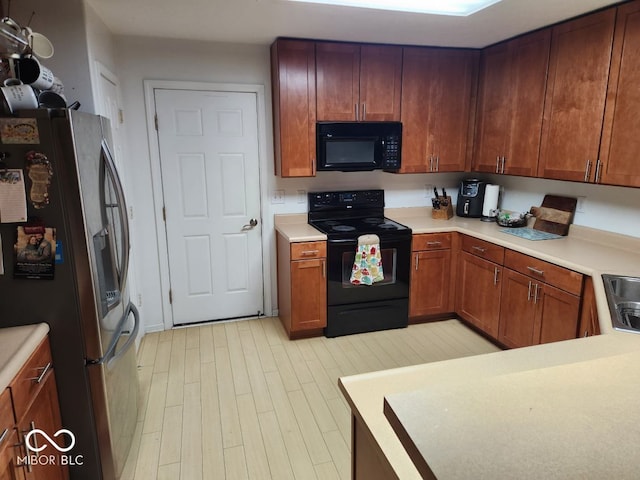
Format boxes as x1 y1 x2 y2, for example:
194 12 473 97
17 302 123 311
531 195 577 236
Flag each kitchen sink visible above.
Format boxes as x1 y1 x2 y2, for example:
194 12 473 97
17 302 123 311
602 275 640 333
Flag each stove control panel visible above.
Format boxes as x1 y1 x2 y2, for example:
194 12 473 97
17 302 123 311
309 189 384 211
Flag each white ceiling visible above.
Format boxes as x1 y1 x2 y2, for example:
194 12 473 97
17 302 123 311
86 0 620 48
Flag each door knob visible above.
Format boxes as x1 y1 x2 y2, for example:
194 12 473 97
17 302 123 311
242 218 258 230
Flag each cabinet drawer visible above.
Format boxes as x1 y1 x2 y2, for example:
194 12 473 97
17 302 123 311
504 250 583 295
0 389 13 444
461 235 505 265
291 241 326 260
412 233 452 251
10 338 53 421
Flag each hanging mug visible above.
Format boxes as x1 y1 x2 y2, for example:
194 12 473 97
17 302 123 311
15 57 54 90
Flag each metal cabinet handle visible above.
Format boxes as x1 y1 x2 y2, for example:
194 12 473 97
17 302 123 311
415 253 419 271
354 103 359 121
501 156 506 174
527 281 533 301
29 362 51 384
435 156 439 172
527 266 544 276
426 241 442 247
494 267 499 286
496 156 500 173
322 259 326 278
300 249 319 256
362 103 366 121
0 428 8 445
428 155 433 172
584 159 591 182
533 284 540 304
242 218 258 230
594 159 602 183
472 246 487 254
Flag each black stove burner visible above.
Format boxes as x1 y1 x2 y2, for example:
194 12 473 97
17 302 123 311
378 223 396 230
363 217 384 225
324 220 340 226
333 225 356 232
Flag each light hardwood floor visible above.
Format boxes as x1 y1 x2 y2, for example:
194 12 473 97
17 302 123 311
120 317 501 480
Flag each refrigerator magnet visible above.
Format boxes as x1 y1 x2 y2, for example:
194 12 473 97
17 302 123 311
0 118 40 144
25 151 53 209
14 225 56 279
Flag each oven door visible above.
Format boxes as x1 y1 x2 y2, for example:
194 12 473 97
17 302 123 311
327 235 411 306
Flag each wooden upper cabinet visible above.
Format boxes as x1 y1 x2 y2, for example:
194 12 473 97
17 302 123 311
400 47 477 173
474 30 550 177
316 42 402 121
537 9 616 182
271 39 317 177
599 0 640 188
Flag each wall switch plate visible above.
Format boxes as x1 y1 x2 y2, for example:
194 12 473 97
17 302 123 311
297 190 306 204
272 189 285 204
576 196 586 213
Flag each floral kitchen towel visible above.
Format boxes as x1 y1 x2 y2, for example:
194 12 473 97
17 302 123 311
350 234 384 285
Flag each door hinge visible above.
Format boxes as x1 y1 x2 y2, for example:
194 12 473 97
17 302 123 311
169 289 173 304
154 113 158 131
162 206 166 221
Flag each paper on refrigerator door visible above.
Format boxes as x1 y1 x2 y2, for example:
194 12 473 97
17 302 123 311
0 169 28 223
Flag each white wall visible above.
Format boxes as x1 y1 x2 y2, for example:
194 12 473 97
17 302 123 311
114 35 640 333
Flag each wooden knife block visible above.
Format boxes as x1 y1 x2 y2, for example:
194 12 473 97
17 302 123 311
431 197 453 220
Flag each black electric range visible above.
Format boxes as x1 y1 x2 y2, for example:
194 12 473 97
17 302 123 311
308 190 412 337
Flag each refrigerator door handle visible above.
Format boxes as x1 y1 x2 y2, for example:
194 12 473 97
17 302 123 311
101 139 130 292
88 303 140 367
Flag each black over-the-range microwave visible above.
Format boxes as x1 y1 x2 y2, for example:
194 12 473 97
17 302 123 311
316 121 402 172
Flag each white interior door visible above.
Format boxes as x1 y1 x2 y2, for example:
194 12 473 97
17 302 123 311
154 88 263 325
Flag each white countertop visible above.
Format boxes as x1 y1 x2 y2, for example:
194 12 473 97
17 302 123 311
0 323 50 391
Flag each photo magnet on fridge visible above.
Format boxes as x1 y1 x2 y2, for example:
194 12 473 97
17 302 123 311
14 225 56 279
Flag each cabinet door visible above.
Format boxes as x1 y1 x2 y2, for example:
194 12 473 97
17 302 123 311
456 251 501 338
498 269 537 348
538 9 615 182
271 39 317 177
409 249 451 318
291 258 327 331
599 1 640 188
401 48 475 173
316 43 360 121
504 29 550 177
1 429 23 480
473 42 510 173
18 372 67 480
359 45 402 121
578 276 600 338
535 283 581 345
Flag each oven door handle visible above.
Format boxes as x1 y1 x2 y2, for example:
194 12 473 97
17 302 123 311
328 238 359 246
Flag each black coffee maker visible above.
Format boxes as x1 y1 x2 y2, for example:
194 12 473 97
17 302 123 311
456 179 487 218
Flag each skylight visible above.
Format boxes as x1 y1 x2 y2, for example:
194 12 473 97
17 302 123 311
285 0 502 16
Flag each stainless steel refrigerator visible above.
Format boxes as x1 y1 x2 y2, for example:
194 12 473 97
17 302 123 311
0 109 140 479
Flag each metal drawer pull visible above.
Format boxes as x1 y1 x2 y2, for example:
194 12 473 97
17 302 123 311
472 246 487 254
300 250 319 256
426 241 442 247
29 362 52 384
0 428 8 445
527 266 544 276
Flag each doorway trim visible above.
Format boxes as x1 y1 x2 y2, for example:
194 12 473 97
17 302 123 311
143 80 272 330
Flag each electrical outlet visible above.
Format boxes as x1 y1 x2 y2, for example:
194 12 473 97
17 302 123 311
424 184 434 198
272 189 285 204
297 190 307 204
576 196 586 213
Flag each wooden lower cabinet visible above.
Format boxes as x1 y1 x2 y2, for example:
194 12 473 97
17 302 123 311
578 276 600 337
2 337 67 480
456 251 502 338
409 233 453 320
277 233 327 338
498 270 581 348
